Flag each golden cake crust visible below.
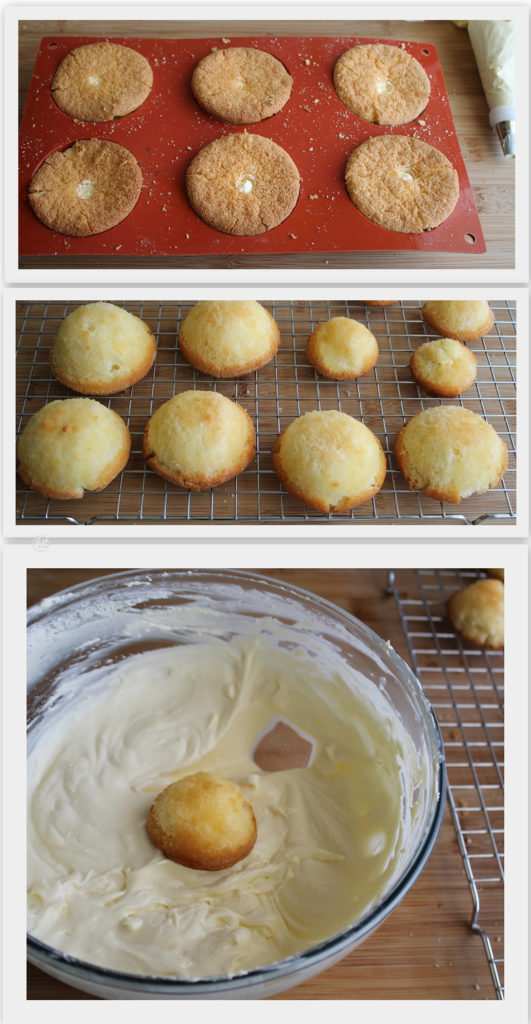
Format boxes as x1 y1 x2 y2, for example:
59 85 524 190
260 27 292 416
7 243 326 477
51 41 153 122
186 132 300 236
16 398 130 499
333 43 430 125
272 409 386 514
191 46 292 124
306 317 379 379
422 301 494 341
147 772 257 871
143 390 256 490
447 578 504 650
29 138 142 237
51 302 156 395
179 300 279 377
395 405 507 504
345 135 459 233
410 338 477 397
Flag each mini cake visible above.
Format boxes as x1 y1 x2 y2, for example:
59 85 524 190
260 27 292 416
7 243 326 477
486 568 504 582
447 578 504 650
16 398 130 499
29 139 142 237
306 317 378 379
186 132 300 235
143 390 255 489
147 772 257 871
410 338 477 397
345 135 459 233
272 409 386 514
395 405 507 504
51 41 153 122
179 300 279 377
191 47 292 124
422 301 494 341
366 301 397 307
51 302 156 395
333 43 430 125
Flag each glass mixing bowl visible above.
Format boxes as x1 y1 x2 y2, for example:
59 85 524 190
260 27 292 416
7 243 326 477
27 569 446 1000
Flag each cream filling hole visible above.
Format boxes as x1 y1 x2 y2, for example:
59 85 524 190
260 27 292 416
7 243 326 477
77 179 95 200
236 173 255 194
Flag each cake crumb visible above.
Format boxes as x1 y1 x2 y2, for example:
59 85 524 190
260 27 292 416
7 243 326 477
115 245 122 251
289 233 297 239
222 38 231 44
309 194 319 199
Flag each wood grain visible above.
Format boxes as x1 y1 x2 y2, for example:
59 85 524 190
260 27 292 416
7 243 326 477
18 19 515 270
26 568 503 1000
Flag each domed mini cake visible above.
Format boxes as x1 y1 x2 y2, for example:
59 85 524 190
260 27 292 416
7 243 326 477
179 300 279 377
29 139 142 237
191 47 292 124
447 578 504 650
147 772 257 870
395 406 507 504
422 300 494 341
333 43 430 125
51 41 153 122
186 133 300 235
345 135 459 233
306 317 378 379
16 398 130 499
51 302 156 395
272 409 386 514
143 390 255 490
410 338 477 397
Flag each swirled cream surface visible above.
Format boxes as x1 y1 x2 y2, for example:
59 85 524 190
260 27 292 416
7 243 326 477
28 635 422 979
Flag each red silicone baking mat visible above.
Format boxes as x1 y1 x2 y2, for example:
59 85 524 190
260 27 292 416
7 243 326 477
19 35 485 258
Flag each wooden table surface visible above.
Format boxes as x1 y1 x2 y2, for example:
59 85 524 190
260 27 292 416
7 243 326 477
18 19 515 271
26 568 502 1001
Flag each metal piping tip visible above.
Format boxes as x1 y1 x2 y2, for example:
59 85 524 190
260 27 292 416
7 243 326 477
495 120 515 159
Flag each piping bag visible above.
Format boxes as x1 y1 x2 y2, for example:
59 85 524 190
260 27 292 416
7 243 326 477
467 21 515 158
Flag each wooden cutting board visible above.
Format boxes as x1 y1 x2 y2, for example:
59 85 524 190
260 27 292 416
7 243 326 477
26 568 502 1000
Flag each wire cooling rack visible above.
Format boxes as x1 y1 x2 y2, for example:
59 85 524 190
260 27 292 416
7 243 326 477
388 568 504 999
16 300 517 526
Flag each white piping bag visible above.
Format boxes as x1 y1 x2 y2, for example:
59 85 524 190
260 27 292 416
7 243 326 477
467 20 515 158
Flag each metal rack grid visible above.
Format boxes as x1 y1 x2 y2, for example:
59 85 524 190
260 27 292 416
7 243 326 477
389 568 504 999
16 300 517 525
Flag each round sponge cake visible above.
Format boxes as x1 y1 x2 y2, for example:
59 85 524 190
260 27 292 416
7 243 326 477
395 406 507 504
191 47 292 124
410 338 477 397
333 43 430 125
422 301 494 341
51 302 156 395
306 317 378 379
447 578 504 650
147 772 257 871
345 135 459 234
186 132 300 236
143 390 255 490
16 398 130 499
179 301 279 377
272 410 386 513
29 138 142 237
51 41 153 123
